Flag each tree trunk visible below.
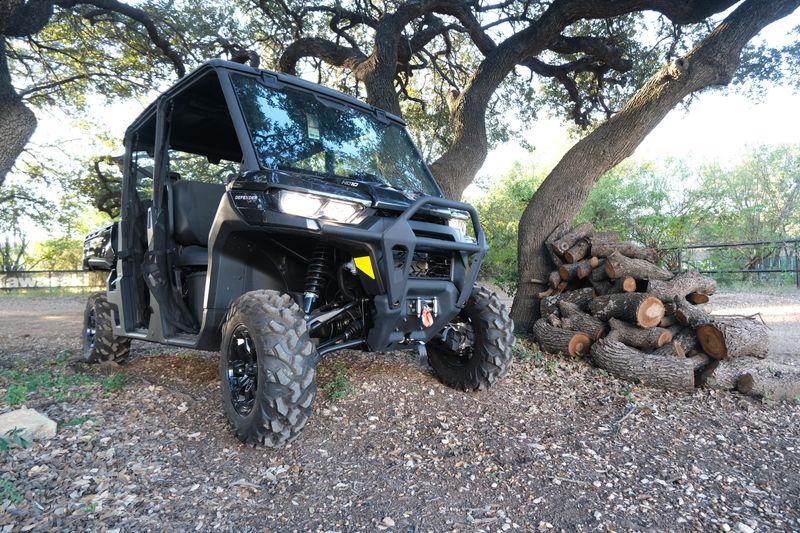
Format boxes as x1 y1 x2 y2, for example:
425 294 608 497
509 0 800 332
590 339 696 391
686 293 710 304
0 40 36 186
539 287 594 317
588 293 665 328
647 271 717 302
532 318 591 357
607 317 672 350
604 251 673 281
737 364 800 401
695 318 769 360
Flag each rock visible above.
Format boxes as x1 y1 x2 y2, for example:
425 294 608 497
0 408 57 440
382 517 395 527
735 523 754 533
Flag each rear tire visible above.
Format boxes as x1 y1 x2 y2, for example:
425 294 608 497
82 292 131 364
427 286 514 391
219 290 317 447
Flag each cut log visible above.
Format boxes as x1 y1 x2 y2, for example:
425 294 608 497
588 256 600 268
659 315 676 328
590 339 695 392
672 327 699 355
590 241 659 262
707 357 800 401
544 223 567 267
605 251 673 281
559 259 593 281
537 288 554 299
591 280 613 296
548 270 562 289
564 239 590 263
647 270 717 302
674 300 710 326
546 313 562 327
533 318 591 357
737 365 800 401
590 260 608 281
558 301 608 341
687 292 710 305
608 318 672 350
695 318 769 360
614 276 637 293
539 287 595 318
551 222 594 256
651 340 686 358
588 293 665 328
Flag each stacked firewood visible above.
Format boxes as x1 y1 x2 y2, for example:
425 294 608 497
532 223 800 400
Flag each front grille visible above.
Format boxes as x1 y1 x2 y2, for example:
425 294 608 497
394 250 452 280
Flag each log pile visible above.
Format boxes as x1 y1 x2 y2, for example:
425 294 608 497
531 223 797 399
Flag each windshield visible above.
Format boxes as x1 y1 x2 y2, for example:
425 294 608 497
231 74 439 196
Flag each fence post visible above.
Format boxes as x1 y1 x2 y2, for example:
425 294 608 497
795 246 799 289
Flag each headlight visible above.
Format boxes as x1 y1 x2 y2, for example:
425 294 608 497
448 210 474 240
277 190 366 224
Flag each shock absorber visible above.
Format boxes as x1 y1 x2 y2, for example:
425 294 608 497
303 244 331 313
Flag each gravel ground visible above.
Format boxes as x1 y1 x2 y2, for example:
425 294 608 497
1 292 799 531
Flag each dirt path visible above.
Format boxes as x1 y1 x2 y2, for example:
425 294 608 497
1 293 799 531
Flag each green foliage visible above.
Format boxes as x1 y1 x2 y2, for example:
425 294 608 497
0 479 23 504
321 361 353 401
477 145 800 291
102 374 126 393
474 162 546 294
0 428 31 452
59 416 89 428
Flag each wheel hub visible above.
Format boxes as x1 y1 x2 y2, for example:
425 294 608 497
227 325 258 416
85 310 97 350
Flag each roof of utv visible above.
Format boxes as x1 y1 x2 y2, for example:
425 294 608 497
125 59 406 140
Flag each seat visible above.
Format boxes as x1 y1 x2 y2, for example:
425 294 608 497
171 180 225 265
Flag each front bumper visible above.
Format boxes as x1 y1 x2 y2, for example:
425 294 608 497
319 196 488 351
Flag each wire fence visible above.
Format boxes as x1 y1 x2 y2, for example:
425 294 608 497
660 239 800 289
0 270 106 291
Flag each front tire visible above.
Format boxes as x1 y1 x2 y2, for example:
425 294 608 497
82 292 131 364
219 290 317 447
427 286 514 391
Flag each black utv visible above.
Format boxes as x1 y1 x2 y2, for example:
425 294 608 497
82 59 514 446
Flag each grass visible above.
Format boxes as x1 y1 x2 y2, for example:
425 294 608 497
320 361 353 401
0 287 102 299
1 350 126 407
0 479 23 504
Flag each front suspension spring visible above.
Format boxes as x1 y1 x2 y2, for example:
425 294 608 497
303 245 332 313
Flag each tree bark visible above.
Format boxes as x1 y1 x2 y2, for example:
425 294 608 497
607 317 672 350
510 0 800 332
604 251 673 281
588 293 665 328
533 318 591 357
590 339 695 392
695 318 769 360
647 270 717 302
